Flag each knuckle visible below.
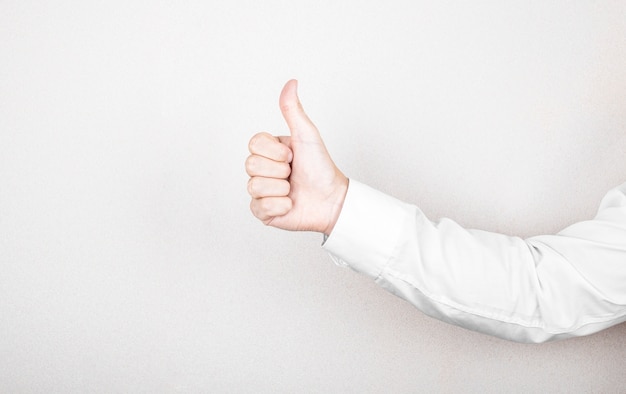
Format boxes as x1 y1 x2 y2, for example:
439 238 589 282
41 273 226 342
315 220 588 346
248 135 261 153
248 132 271 153
249 199 259 217
247 178 256 197
247 177 265 198
280 103 290 113
245 155 257 174
250 198 268 220
260 198 274 211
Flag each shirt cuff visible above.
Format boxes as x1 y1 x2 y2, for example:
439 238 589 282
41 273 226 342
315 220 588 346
322 179 414 279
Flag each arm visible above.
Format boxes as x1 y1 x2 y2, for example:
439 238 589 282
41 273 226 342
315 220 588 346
323 180 626 343
246 80 626 343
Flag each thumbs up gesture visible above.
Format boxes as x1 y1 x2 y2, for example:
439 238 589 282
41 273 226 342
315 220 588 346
246 80 348 234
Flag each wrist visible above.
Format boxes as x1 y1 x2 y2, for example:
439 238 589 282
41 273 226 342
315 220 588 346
323 174 349 236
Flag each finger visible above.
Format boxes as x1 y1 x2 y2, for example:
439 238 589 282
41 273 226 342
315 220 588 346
248 132 293 162
247 177 290 198
245 155 291 178
250 196 292 221
279 79 320 141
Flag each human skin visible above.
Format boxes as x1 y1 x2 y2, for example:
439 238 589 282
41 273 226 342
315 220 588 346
245 80 348 235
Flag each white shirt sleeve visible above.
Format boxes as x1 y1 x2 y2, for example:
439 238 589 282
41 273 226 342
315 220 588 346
322 180 626 343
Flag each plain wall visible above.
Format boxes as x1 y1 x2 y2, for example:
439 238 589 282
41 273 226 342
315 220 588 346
1 0 625 392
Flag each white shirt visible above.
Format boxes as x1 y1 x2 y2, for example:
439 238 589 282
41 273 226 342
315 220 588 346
323 180 626 343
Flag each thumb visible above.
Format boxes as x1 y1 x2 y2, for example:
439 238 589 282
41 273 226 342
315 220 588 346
279 79 320 140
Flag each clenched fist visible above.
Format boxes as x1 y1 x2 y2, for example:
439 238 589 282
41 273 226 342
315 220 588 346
245 80 348 235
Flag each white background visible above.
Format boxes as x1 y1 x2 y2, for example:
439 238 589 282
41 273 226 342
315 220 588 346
1 0 625 392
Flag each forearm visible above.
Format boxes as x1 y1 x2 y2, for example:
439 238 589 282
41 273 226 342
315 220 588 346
323 180 626 343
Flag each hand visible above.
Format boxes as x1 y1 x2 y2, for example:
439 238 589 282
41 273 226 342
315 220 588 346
246 80 348 234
